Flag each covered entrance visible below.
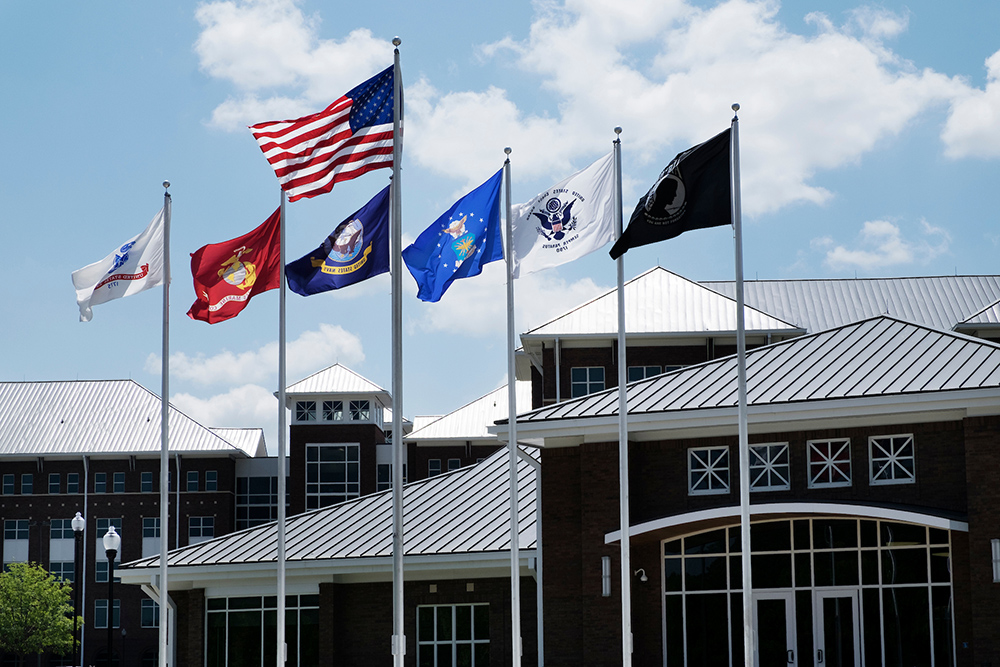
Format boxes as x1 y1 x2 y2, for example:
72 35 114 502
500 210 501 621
661 516 956 666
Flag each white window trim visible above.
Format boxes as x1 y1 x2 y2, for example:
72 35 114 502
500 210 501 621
749 442 791 492
869 434 916 486
807 438 852 489
688 446 730 496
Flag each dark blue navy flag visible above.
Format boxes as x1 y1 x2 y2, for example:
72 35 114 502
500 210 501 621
286 185 391 296
402 169 504 303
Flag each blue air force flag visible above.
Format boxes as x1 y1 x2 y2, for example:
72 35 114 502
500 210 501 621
402 169 504 303
286 185 390 296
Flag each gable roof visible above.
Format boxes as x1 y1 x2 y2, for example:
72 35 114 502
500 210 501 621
121 445 536 571
955 298 1000 331
406 382 532 442
0 380 259 458
209 427 267 457
522 267 803 339
702 275 1000 333
512 316 1000 428
285 363 391 408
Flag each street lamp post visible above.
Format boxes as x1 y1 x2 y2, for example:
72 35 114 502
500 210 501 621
103 526 121 667
71 512 86 667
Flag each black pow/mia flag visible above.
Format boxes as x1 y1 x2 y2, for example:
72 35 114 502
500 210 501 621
609 128 731 259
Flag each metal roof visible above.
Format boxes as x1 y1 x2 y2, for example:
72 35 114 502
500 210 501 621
702 275 1000 333
209 428 267 457
406 382 533 442
0 380 260 458
516 316 1000 423
285 364 391 408
522 267 803 339
955 299 1000 329
123 446 537 569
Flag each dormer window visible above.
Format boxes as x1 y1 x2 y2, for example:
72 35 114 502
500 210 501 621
296 401 317 422
350 400 370 421
323 400 343 421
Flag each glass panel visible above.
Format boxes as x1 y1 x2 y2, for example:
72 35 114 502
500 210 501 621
456 644 471 667
437 606 453 641
207 598 226 611
881 548 928 585
685 556 728 592
862 589 882 667
455 605 471 640
928 528 949 546
932 586 954 667
686 594 730 667
664 595 683 667
206 613 226 667
814 551 859 587
813 519 858 549
299 608 319 667
419 607 434 640
473 605 489 640
228 611 263 667
796 590 813 666
685 529 727 555
474 644 489 665
930 549 951 583
880 522 926 547
730 593 744 667
664 539 682 556
861 551 879 585
229 597 263 610
752 554 792 589
882 587 931 667
263 610 277 667
437 644 453 667
756 598 788 667
860 521 878 548
751 521 790 552
821 596 856 667
795 553 811 588
793 520 810 550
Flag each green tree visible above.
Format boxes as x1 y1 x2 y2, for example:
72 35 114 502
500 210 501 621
0 562 82 666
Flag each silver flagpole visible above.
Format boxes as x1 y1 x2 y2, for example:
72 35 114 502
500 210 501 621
730 104 754 666
613 128 633 666
277 190 288 667
391 37 406 667
503 147 522 667
159 182 171 667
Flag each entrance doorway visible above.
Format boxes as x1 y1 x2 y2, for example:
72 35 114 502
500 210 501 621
753 591 796 666
813 589 860 667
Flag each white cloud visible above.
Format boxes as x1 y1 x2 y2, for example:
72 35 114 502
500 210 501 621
172 384 283 454
942 50 1000 158
146 323 365 385
820 219 951 271
406 261 608 336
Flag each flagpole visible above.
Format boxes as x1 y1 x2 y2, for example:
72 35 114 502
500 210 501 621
159 182 171 667
502 147 523 667
611 128 633 666
731 103 754 666
277 190 288 667
390 37 406 667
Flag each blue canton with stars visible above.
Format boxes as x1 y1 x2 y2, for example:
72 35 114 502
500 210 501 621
347 65 394 133
402 168 504 303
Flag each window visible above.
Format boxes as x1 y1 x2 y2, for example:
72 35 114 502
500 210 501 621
141 599 160 628
206 470 218 492
376 464 407 492
50 519 75 540
417 604 490 667
189 517 215 543
749 443 790 491
305 444 360 510
236 477 279 530
869 434 916 485
187 471 199 492
447 458 461 472
142 518 160 538
20 474 32 495
571 367 605 397
49 561 75 582
808 438 852 488
205 595 319 667
4 520 29 540
627 365 662 382
113 472 125 493
95 561 122 583
95 518 122 570
94 599 120 629
349 400 370 421
428 459 442 477
688 446 730 495
295 400 317 422
66 473 79 494
322 400 343 421
2 474 14 495
141 472 153 493
94 472 106 493
48 473 60 494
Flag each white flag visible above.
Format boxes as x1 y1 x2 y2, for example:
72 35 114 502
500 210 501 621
72 208 166 322
511 151 616 278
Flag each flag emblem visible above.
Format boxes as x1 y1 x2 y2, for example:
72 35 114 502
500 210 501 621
528 196 578 242
219 247 259 290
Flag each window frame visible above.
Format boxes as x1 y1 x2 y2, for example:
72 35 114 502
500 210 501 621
187 471 199 492
141 471 153 493
687 446 731 496
428 459 442 477
869 434 916 486
807 438 853 489
141 599 160 628
94 599 120 629
570 366 606 398
2 474 14 495
304 443 361 510
20 473 32 495
94 472 106 494
295 400 317 422
205 470 218 492
349 400 370 421
66 473 79 494
189 516 215 541
113 472 125 494
322 399 343 422
749 442 791 492
627 365 662 383
417 603 490 667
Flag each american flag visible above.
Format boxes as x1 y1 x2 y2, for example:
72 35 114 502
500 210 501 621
250 65 396 202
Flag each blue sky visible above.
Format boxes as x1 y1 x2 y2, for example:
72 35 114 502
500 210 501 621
2 0 999 450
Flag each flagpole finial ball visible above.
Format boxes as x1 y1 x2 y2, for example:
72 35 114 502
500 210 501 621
614 126 622 135
504 147 512 155
393 37 401 46
162 181 170 189
732 103 740 112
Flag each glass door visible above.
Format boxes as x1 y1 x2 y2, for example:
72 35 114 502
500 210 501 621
753 591 796 666
813 589 861 667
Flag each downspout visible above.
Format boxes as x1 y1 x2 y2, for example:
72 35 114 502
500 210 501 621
174 455 181 548
554 337 561 403
81 456 89 665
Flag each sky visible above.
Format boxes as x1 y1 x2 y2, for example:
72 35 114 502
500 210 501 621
2 0 999 452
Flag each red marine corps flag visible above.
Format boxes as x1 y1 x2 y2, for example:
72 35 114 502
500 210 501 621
187 208 281 324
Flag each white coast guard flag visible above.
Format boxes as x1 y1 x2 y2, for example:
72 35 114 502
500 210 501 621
511 151 616 278
72 208 166 322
